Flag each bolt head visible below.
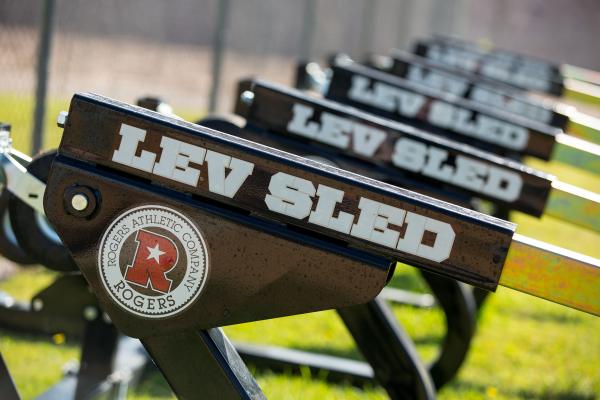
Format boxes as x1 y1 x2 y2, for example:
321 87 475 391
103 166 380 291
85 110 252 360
0 130 12 154
83 306 98 321
57 111 68 128
240 90 254 105
32 298 43 311
71 193 89 211
64 186 98 218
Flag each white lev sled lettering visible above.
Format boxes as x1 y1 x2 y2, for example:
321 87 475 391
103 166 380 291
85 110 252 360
469 86 552 123
265 172 455 263
113 123 254 198
425 44 551 91
406 65 469 96
405 66 552 123
346 75 530 151
349 75 425 117
288 103 386 157
392 137 522 201
288 104 523 202
427 101 529 150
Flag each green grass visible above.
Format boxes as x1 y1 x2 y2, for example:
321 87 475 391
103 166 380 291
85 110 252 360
0 93 200 153
0 93 68 152
0 95 599 399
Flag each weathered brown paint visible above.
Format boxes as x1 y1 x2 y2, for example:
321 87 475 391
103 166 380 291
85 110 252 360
44 161 391 337
53 94 515 291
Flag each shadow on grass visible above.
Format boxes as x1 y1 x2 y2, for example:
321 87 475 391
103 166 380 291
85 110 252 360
131 368 175 399
411 334 444 347
132 358 379 398
445 379 596 400
131 366 598 400
511 309 585 325
288 343 363 361
241 329 443 361
237 338 443 381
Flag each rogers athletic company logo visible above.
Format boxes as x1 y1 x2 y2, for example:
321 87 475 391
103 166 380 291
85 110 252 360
98 205 209 318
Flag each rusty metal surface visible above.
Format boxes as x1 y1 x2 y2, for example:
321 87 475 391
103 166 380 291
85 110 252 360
236 78 553 216
500 234 600 316
51 93 516 290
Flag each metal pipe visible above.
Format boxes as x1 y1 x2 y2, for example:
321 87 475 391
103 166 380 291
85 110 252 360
358 0 377 59
299 0 316 61
208 0 231 113
396 0 416 51
32 0 56 154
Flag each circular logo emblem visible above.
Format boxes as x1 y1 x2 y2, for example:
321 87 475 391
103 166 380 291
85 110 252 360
98 205 209 318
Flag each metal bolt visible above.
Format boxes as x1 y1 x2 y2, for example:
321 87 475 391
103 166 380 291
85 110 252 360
0 129 12 155
57 111 68 128
156 102 174 116
32 298 43 311
70 193 89 211
83 306 98 321
65 186 98 217
240 90 254 105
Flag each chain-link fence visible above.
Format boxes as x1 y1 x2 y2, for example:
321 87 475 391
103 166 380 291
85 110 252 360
0 0 460 153
2 0 600 153
0 1 41 152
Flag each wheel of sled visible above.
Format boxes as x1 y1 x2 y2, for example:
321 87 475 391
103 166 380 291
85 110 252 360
9 150 78 271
